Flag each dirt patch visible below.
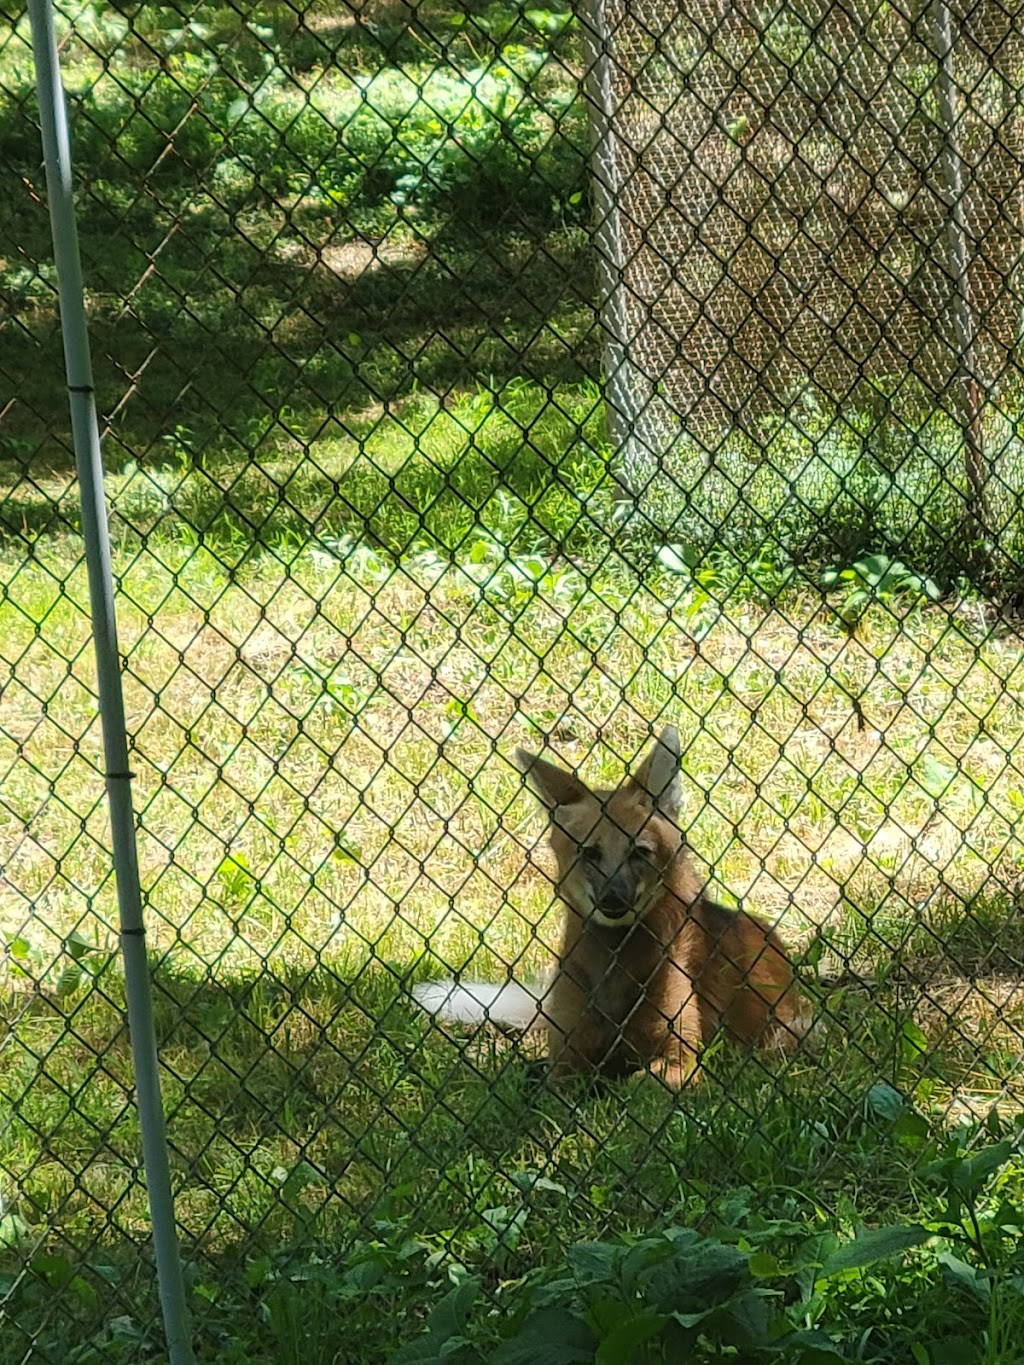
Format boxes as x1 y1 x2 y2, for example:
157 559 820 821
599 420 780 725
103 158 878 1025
318 238 428 282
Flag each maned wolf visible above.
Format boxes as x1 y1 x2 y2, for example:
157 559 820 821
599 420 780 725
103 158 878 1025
415 727 807 1087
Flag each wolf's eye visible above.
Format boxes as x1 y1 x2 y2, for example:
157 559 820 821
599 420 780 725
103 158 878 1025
581 845 603 866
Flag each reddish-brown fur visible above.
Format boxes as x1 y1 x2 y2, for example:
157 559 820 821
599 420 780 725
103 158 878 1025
517 729 806 1088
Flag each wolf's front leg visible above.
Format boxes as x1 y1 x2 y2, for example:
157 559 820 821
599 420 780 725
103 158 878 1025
543 972 613 1080
548 1026 614 1081
546 1016 612 1080
648 995 703 1089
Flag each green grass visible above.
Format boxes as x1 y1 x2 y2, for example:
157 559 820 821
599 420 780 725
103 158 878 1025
4 501 1024 1358
0 0 592 469
6 0 1024 592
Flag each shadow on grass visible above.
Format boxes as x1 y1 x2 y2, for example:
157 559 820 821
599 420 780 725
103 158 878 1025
5 917 1024 1360
8 933 1016 1248
2 211 597 473
0 950 549 1360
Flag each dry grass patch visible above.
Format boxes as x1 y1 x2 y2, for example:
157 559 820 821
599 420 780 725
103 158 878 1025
4 540 1024 993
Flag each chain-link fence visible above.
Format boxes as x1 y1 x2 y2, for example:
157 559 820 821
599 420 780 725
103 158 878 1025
598 0 1024 564
3 1 1024 1360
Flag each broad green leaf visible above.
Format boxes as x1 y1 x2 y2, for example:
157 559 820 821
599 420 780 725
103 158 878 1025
425 1277 480 1338
0 1213 29 1248
481 1205 528 1247
818 1224 928 1277
892 1112 930 1142
66 929 98 962
930 1340 988 1365
331 840 362 866
31 1254 75 1285
852 552 898 586
657 543 700 575
989 1198 1024 1230
938 1251 988 1302
508 1172 568 1197
623 1231 748 1312
797 936 825 971
56 964 85 999
837 587 870 623
566 1241 619 1284
491 1307 595 1364
279 1161 325 1203
439 1338 473 1359
697 1290 772 1348
69 1274 98 1310
525 9 573 35
595 1312 667 1364
748 1250 782 1277
901 1020 928 1061
390 1277 482 1364
108 1316 153 1346
917 755 957 798
786 1342 848 1364
865 1081 907 1120
950 1141 1013 1195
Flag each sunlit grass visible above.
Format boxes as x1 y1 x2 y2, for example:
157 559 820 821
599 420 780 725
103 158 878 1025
4 513 1024 981
8 0 1024 1355
6 421 1024 1360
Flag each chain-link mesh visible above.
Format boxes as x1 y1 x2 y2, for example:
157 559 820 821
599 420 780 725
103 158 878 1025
605 0 1023 422
3 1 1024 1359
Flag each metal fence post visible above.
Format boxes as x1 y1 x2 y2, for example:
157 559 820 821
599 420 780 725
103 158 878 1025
579 0 652 505
932 0 989 548
26 2 195 1361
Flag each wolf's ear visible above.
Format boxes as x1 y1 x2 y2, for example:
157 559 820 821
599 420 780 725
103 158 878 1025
514 749 590 810
629 725 681 819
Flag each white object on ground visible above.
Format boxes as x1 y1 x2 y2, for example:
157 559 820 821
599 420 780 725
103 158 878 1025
412 979 547 1033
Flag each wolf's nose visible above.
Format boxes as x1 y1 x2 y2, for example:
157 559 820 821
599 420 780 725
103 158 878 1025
598 869 633 912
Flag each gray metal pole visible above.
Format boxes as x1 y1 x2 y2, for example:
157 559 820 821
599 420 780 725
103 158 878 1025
932 0 988 541
579 0 650 502
26 4 195 1362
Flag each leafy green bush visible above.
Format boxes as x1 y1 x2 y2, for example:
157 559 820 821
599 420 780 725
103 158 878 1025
392 1135 1024 1363
2 20 585 228
631 392 1024 594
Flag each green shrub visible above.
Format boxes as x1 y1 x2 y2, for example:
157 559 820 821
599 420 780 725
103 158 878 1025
631 393 1024 592
3 27 585 227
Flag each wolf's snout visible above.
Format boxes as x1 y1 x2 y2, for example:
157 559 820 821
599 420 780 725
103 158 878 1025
596 867 635 914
